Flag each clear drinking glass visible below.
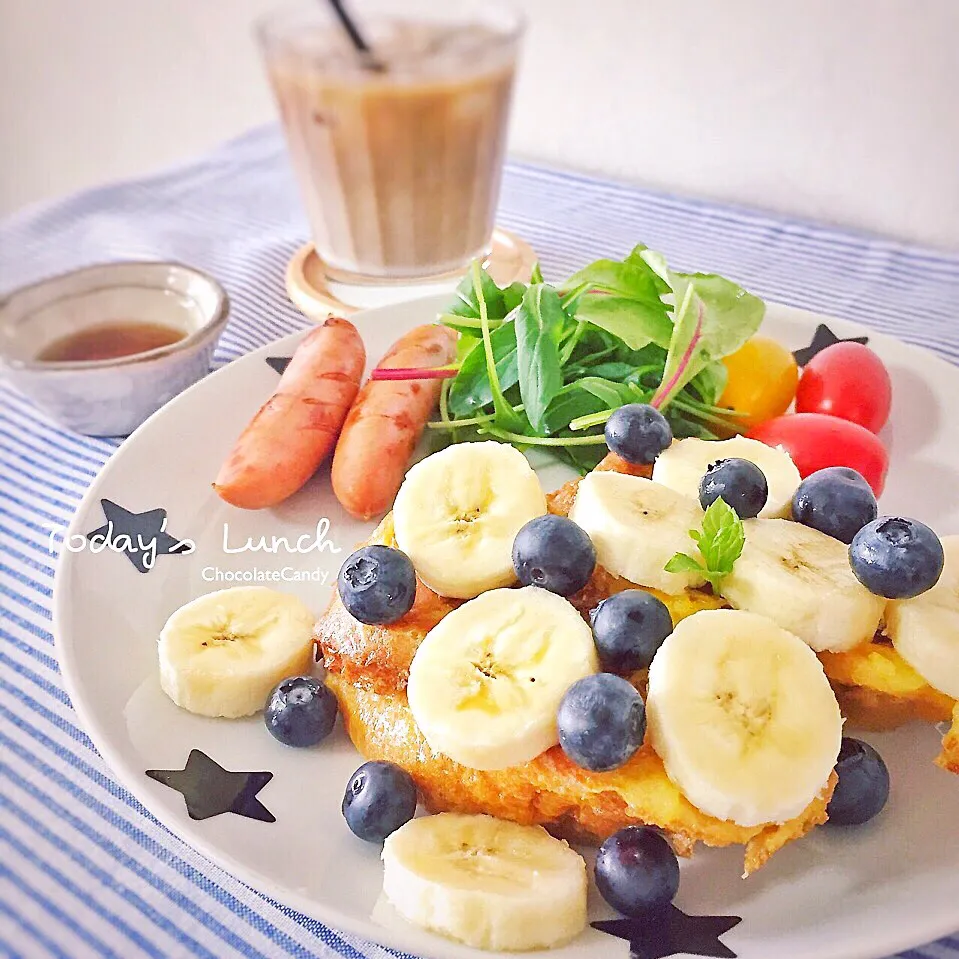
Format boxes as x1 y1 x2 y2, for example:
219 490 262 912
256 0 524 298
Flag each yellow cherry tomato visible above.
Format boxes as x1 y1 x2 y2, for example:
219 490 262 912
719 335 799 428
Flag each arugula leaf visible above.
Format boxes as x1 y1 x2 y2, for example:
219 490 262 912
448 323 518 417
514 284 567 433
664 499 745 588
530 262 545 285
650 265 764 410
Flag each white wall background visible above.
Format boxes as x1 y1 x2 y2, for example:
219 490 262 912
2 0 957 248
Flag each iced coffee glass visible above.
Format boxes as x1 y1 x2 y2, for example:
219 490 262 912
257 1 523 298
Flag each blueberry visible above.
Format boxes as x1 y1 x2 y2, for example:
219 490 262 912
558 673 646 772
264 676 337 747
849 517 944 599
337 545 417 625
699 458 768 519
792 467 878 544
512 515 596 596
595 826 680 917
605 404 673 465
342 760 417 842
826 737 890 826
589 590 673 673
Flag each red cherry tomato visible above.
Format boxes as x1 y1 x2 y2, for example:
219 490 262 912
795 342 892 433
748 413 889 496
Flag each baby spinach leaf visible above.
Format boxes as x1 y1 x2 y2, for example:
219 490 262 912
541 385 608 436
565 245 670 301
455 332 480 365
557 443 609 475
514 284 566 433
576 376 636 408
564 246 672 350
448 323 519 417
503 281 527 314
573 294 674 350
568 361 637 382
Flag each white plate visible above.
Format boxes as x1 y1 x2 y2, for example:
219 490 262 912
53 295 959 959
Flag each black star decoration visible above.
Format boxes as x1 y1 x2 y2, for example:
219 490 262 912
146 749 276 823
85 499 193 574
266 356 291 375
593 905 742 959
792 323 868 367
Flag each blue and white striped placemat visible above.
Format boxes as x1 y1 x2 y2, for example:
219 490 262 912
2 124 958 959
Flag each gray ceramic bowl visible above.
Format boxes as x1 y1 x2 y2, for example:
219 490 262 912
0 261 230 436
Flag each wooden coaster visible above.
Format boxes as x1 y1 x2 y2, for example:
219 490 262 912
285 228 537 319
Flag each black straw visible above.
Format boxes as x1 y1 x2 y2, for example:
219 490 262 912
327 0 382 69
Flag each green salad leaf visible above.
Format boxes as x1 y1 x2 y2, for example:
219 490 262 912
514 284 567 432
448 323 519 418
470 262 525 433
445 270 526 333
564 246 673 350
649 266 764 410
429 245 765 473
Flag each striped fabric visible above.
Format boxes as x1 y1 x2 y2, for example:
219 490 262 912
1 124 958 959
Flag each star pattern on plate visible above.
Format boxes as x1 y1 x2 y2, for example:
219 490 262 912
85 499 193 574
792 323 868 367
592 905 742 959
266 356 292 375
146 749 276 823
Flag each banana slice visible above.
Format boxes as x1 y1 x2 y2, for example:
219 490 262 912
406 586 598 770
647 608 842 827
392 442 546 600
652 436 801 518
719 518 885 652
158 586 315 718
382 813 587 951
568 471 706 594
887 535 959 699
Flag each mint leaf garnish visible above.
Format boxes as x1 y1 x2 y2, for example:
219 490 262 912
665 498 745 589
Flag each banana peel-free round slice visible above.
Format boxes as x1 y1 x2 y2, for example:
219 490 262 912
158 586 315 718
647 608 842 827
406 586 598 770
382 812 587 951
392 442 547 600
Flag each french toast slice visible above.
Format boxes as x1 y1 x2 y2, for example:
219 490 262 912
316 450 954 880
317 454 833 873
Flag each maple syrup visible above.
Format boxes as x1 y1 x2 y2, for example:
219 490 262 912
36 321 185 363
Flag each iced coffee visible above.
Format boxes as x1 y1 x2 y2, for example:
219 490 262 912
257 3 523 287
